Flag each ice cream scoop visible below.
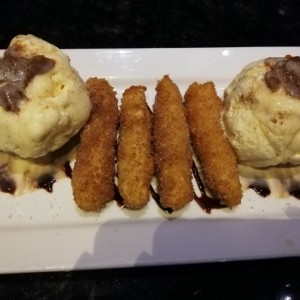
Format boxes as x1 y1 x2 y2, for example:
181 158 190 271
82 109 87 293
0 34 91 158
223 56 300 168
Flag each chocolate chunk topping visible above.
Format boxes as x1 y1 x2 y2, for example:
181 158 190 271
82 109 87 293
0 83 24 112
0 45 55 112
265 56 300 98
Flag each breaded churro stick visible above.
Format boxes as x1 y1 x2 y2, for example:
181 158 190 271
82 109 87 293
153 75 194 210
72 78 119 211
117 86 154 209
184 81 242 207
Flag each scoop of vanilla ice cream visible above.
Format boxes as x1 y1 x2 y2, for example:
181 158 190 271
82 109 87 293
223 57 300 168
0 34 91 158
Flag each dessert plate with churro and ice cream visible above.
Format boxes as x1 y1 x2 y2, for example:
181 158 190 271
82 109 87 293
0 35 300 273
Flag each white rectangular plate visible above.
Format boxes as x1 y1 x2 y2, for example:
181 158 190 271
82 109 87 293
1 47 300 274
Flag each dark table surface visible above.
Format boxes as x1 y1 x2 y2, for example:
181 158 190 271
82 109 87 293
1 0 300 299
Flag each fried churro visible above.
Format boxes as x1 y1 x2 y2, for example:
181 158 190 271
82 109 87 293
117 86 154 209
153 75 194 210
184 81 242 207
72 78 119 212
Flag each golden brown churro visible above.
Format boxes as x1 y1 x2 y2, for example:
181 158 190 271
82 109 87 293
184 81 242 207
72 78 119 211
153 75 194 210
117 86 154 209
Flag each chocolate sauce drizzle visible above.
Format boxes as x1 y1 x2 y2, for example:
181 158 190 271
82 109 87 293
64 161 73 179
248 178 300 200
191 161 226 213
289 188 300 199
38 161 73 193
113 183 125 208
0 175 16 194
0 165 16 194
150 185 173 214
287 182 300 199
148 161 226 214
37 174 56 193
248 181 271 198
112 161 227 214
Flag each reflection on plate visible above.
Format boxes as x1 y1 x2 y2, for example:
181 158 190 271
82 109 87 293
1 48 300 274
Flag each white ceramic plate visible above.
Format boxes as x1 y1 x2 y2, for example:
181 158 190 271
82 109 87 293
1 48 300 274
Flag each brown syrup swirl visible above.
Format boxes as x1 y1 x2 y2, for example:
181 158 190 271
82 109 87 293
191 161 226 213
248 181 271 197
